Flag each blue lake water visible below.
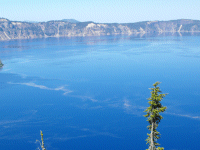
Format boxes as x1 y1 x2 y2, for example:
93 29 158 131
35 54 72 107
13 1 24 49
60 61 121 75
0 35 200 150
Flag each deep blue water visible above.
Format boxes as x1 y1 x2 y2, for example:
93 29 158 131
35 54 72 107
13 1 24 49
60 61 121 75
0 35 200 150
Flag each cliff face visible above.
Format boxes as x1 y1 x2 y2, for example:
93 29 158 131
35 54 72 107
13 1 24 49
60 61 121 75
0 18 200 41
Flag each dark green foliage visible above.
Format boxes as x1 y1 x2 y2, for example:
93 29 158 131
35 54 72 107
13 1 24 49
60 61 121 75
0 60 3 68
59 24 73 30
36 130 46 150
75 21 94 29
123 21 147 30
144 82 167 150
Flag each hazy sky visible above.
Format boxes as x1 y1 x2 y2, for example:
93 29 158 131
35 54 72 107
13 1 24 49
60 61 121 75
1 0 200 23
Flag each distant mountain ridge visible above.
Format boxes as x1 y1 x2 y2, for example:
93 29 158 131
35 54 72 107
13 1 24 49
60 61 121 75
0 18 200 41
61 19 80 23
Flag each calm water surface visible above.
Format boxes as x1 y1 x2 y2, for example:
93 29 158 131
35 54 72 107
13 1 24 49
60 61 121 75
0 35 200 150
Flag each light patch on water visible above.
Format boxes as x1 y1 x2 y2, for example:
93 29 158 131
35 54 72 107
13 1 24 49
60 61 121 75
51 126 120 141
8 82 73 95
166 112 200 120
70 95 98 102
123 99 131 108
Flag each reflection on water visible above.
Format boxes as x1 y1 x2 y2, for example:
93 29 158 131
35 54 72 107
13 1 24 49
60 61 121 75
0 35 200 150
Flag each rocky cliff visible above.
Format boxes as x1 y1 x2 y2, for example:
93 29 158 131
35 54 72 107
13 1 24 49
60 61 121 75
0 18 200 41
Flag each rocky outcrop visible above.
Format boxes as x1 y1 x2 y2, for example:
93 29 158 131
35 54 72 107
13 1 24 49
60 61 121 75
0 18 200 41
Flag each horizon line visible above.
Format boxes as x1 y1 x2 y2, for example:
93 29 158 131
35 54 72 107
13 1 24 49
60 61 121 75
0 17 198 24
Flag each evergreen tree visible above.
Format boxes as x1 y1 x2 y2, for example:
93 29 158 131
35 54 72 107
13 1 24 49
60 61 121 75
36 130 46 150
40 130 46 150
0 59 3 68
144 82 167 150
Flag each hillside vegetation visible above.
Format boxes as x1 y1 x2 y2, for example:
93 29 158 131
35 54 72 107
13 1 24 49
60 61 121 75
0 18 200 41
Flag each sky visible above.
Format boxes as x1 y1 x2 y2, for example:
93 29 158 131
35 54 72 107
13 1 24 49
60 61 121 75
1 0 200 23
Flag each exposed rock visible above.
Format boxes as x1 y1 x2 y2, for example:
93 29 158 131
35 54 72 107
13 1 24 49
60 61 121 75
0 18 200 41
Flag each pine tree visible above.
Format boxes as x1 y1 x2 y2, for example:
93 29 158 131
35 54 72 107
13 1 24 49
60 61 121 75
0 59 3 68
144 82 167 150
36 130 46 150
40 130 46 150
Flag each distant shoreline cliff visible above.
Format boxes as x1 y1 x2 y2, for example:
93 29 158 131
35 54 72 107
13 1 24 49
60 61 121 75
0 18 200 41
